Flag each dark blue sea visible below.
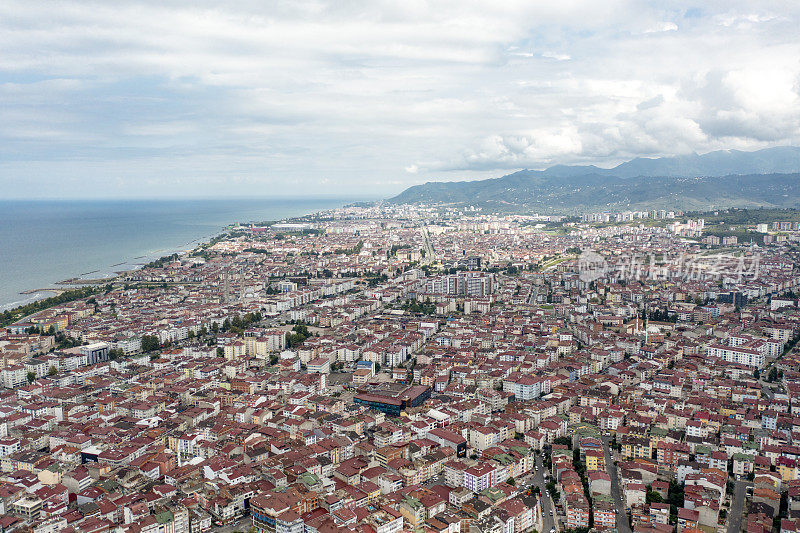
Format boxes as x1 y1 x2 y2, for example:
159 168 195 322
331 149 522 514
0 198 358 311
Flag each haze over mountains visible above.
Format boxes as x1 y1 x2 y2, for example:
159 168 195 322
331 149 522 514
388 147 800 213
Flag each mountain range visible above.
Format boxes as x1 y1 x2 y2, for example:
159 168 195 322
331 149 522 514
387 146 800 212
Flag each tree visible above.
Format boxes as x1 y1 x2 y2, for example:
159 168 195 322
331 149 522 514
47 366 58 376
506 477 516 486
553 436 573 448
26 372 35 384
548 479 560 502
1 286 101 327
217 347 224 357
668 479 685 522
754 368 761 380
140 335 160 353
286 324 313 348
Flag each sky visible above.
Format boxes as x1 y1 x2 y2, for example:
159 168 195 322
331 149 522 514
1 1 799 199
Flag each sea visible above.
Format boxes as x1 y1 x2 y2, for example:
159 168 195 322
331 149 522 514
0 197 360 311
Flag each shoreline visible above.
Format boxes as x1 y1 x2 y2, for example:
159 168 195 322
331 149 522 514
19 288 67 295
0 241 212 313
0 199 356 314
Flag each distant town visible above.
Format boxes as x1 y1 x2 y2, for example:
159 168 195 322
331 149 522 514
2 203 800 533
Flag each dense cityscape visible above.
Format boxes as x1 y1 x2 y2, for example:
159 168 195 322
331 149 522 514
4 0 800 532
0 204 799 533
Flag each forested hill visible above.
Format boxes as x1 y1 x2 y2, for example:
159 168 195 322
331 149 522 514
388 147 800 212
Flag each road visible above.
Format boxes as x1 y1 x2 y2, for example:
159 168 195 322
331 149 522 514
528 286 540 305
728 480 751 533
212 517 247 533
420 227 435 265
519 453 557 533
602 436 632 533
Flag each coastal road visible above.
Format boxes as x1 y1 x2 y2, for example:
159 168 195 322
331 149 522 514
602 436 632 533
727 480 751 533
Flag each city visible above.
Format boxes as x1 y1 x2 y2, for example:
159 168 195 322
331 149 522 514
1 205 800 533
3 1 800 533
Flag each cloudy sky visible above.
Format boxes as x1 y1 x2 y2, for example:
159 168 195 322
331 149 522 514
1 1 799 199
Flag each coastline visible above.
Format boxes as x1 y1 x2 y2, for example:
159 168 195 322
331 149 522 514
0 237 214 313
0 197 362 314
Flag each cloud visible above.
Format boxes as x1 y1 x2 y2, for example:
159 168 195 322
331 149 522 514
0 0 799 197
641 21 679 33
541 51 571 61
636 94 665 111
457 129 584 170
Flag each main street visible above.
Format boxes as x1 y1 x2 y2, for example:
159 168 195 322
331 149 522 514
420 226 436 265
602 435 632 533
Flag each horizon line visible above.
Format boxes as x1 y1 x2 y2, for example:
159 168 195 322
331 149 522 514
0 195 381 202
